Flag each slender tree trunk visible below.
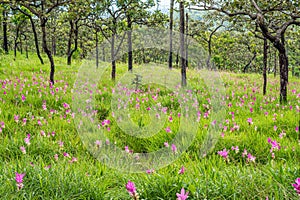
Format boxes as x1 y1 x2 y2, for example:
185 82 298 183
111 34 116 80
263 37 268 95
102 46 105 62
67 20 73 65
127 16 133 71
41 17 55 85
67 20 79 65
2 9 8 54
168 0 174 69
180 1 186 87
274 49 277 77
278 49 288 103
185 13 189 69
14 25 20 59
96 31 99 68
29 16 44 64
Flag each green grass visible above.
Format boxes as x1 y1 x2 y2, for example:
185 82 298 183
0 52 299 199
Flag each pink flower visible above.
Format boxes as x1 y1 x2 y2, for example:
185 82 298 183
218 149 229 159
178 166 185 174
21 94 26 102
54 154 59 161
247 118 253 125
63 152 70 157
176 188 189 200
169 116 173 122
247 153 256 162
69 157 78 163
242 149 247 157
20 146 26 154
126 181 137 196
58 140 64 148
63 103 70 109
267 138 281 152
165 127 172 133
15 172 25 190
292 178 300 194
95 140 102 148
14 115 19 123
24 134 31 145
274 125 278 131
164 142 169 147
171 144 177 153
231 146 239 153
125 146 130 153
146 169 154 174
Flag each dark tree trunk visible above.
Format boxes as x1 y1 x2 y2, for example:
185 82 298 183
96 31 99 68
263 37 268 95
68 21 79 65
111 34 116 80
243 52 256 73
274 49 277 77
278 49 288 103
185 13 189 69
41 17 55 85
176 49 179 66
14 24 21 59
179 1 186 87
2 9 9 54
29 16 44 64
127 16 133 71
102 46 105 62
67 20 75 65
168 0 174 69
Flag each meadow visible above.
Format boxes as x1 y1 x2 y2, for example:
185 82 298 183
0 53 299 199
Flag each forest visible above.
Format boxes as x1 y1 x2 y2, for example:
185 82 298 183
0 0 300 199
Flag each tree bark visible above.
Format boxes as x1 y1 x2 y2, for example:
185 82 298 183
185 13 189 69
274 49 277 77
127 16 133 71
2 9 8 54
111 34 116 80
41 17 55 85
96 30 99 68
29 16 44 64
168 0 174 69
180 1 186 87
263 37 268 95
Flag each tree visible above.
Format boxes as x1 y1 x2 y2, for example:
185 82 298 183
168 0 175 69
191 0 300 103
180 1 186 87
15 6 44 64
11 0 72 84
1 5 9 53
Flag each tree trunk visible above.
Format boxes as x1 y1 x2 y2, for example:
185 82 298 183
168 0 174 69
2 9 8 54
278 49 288 103
67 20 73 65
29 16 44 64
179 1 186 87
185 13 189 69
96 31 99 68
14 24 20 59
274 49 277 77
127 16 133 71
68 21 79 65
41 17 55 85
263 37 268 95
111 34 116 80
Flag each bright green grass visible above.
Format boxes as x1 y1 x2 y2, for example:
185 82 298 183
0 52 299 199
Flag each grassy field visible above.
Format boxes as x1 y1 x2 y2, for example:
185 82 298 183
0 53 299 199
